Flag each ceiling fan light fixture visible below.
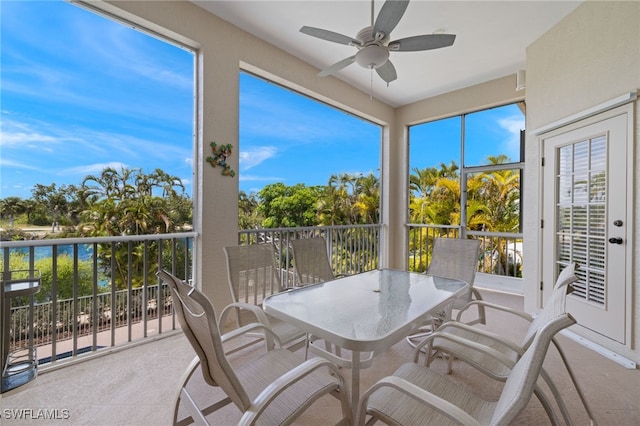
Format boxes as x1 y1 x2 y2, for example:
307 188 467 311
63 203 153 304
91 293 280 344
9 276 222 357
355 44 389 69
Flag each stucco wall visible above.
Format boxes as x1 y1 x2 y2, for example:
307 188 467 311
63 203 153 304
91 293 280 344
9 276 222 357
524 1 640 361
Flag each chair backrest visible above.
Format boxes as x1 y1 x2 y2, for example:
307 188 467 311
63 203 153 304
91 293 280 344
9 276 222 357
157 270 251 410
490 313 577 425
290 237 336 284
427 238 480 307
427 238 480 285
521 262 578 348
224 243 282 303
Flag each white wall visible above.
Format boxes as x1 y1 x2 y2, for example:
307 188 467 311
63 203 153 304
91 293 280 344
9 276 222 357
524 1 640 362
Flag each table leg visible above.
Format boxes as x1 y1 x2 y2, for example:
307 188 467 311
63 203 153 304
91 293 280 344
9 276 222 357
350 350 361 421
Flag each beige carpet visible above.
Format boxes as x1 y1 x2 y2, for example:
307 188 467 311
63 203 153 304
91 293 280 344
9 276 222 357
2 289 639 425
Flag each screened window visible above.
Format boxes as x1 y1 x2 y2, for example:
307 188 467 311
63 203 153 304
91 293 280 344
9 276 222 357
408 103 525 277
238 71 382 229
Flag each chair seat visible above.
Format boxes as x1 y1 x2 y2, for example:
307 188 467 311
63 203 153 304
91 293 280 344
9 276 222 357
430 324 518 379
268 317 307 347
366 362 496 425
236 348 341 425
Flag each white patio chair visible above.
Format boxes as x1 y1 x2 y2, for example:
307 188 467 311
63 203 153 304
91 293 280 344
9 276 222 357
290 236 342 285
420 262 596 426
157 270 351 426
406 237 484 348
357 312 576 426
221 244 306 354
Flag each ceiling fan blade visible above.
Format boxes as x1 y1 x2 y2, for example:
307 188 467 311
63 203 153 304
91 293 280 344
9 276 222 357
376 60 397 84
318 55 356 77
300 26 361 46
388 34 456 52
373 0 410 40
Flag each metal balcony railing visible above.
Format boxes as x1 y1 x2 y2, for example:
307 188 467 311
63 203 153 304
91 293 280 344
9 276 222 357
1 232 195 369
407 224 523 278
238 224 382 288
2 224 522 371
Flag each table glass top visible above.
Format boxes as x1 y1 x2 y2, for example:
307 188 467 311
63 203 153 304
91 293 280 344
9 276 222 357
263 269 467 347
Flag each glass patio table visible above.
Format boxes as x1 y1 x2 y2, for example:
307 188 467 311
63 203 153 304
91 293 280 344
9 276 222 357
263 268 468 415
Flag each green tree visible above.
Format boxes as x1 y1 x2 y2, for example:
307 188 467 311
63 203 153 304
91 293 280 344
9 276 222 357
239 191 262 229
2 251 96 303
317 178 348 225
0 196 25 226
353 173 380 224
79 166 186 236
31 183 81 227
77 166 190 289
258 183 323 228
408 156 522 276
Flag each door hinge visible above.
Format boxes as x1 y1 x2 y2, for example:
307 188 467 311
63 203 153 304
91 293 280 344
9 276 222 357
540 281 543 291
541 157 545 167
541 219 544 228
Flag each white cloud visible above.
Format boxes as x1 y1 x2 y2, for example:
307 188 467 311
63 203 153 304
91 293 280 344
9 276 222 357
61 162 128 176
0 158 40 170
1 131 59 146
498 116 525 159
239 174 284 183
239 146 277 171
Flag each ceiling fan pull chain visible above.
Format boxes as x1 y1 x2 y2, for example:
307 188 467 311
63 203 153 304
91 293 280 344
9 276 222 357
370 68 374 100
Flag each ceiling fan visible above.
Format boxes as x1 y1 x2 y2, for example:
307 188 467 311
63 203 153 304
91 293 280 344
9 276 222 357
300 0 456 84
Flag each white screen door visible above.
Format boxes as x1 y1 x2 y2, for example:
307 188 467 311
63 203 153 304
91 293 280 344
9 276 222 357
542 106 630 344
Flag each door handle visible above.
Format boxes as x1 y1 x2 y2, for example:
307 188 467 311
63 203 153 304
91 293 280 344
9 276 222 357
608 237 623 245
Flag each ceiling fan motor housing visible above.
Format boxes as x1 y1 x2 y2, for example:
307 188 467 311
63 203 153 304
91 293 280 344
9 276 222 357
355 26 390 69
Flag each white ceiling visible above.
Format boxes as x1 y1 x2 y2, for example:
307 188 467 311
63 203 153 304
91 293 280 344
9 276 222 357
192 1 582 107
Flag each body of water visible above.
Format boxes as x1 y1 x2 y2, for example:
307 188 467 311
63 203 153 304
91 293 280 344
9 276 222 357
17 244 96 262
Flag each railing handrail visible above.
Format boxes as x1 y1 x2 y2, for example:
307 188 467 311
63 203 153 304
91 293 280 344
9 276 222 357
405 223 460 229
238 224 379 235
0 231 198 249
467 230 522 239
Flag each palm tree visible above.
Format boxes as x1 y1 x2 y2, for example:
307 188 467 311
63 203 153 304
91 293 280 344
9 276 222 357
0 196 25 226
353 173 379 224
78 166 187 288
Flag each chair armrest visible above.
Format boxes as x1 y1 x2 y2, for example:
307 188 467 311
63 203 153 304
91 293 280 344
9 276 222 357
357 375 482 426
413 321 524 362
221 322 282 350
455 300 533 323
219 303 278 351
307 340 374 369
238 357 345 425
220 301 271 328
413 330 518 369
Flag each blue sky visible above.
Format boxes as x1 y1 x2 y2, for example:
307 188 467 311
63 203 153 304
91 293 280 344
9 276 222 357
1 1 194 199
239 73 381 194
1 1 523 200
